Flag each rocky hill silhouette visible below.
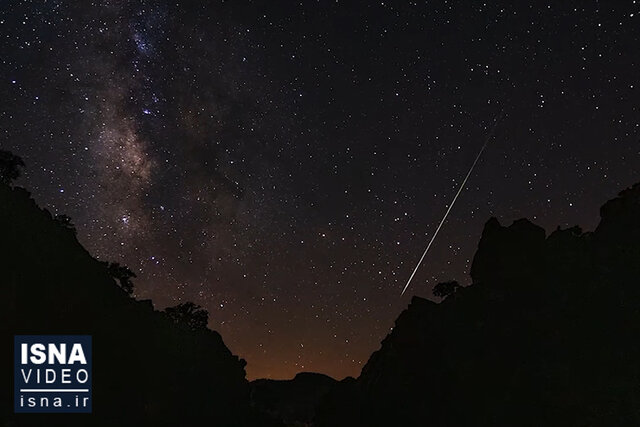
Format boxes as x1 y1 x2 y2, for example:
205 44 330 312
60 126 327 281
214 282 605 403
315 182 640 426
0 166 279 425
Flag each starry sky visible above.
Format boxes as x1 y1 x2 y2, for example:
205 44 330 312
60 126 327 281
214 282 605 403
1 1 639 380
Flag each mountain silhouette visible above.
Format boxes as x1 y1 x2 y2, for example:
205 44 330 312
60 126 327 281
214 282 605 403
250 372 337 426
0 182 279 426
4 148 640 426
315 182 640 426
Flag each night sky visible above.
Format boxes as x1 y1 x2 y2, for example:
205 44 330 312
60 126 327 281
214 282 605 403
1 1 639 380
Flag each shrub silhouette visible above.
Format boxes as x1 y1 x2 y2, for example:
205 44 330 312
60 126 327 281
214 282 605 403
165 301 209 330
0 149 25 185
106 262 136 295
432 280 460 299
54 213 76 234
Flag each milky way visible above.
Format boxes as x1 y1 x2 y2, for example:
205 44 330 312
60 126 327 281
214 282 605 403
2 1 639 379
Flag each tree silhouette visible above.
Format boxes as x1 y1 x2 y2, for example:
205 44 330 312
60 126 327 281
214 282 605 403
107 262 136 295
432 280 460 299
0 150 25 185
165 302 209 330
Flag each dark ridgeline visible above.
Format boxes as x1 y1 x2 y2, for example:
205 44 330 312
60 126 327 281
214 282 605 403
0 151 280 426
250 372 337 426
315 182 640 426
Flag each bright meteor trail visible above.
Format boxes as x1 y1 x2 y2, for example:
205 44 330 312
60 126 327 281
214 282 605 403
401 112 505 296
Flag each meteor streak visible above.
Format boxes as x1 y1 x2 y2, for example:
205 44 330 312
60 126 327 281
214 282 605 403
401 112 504 296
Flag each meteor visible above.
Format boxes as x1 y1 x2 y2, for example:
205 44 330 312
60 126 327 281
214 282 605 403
400 112 504 296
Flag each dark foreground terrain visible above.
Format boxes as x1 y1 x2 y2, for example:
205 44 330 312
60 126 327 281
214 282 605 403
3 154 640 425
315 182 640 426
250 372 337 426
0 180 279 426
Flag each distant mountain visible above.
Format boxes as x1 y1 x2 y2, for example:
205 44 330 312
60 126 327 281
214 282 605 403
0 183 277 426
316 182 640 426
250 372 337 426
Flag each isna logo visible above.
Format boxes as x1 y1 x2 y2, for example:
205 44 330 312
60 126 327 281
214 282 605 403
14 335 92 413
